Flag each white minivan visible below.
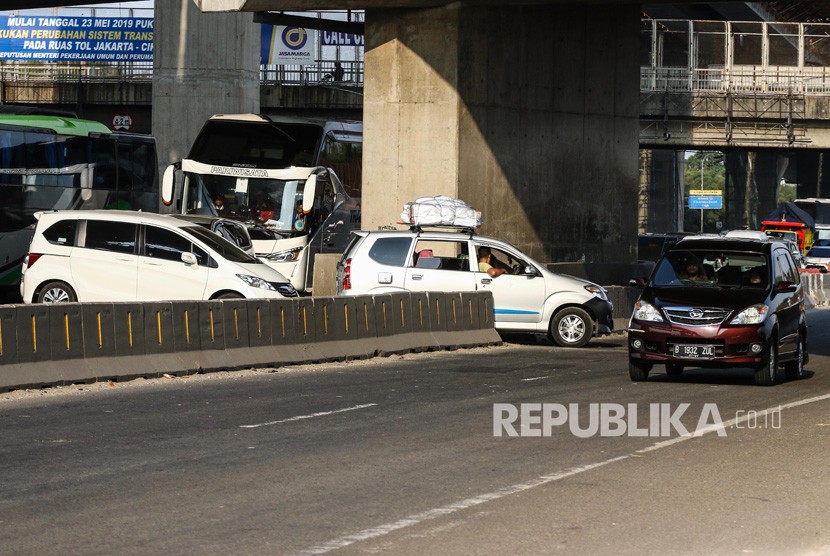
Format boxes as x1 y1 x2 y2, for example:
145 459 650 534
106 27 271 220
336 228 614 347
21 210 298 303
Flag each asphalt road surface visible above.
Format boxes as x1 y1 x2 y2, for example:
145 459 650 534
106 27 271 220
1 311 830 555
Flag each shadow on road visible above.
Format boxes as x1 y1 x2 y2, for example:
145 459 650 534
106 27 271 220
646 367 815 387
498 332 627 349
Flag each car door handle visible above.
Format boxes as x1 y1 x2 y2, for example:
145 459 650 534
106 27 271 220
411 274 423 280
480 278 492 285
115 256 133 262
143 260 162 266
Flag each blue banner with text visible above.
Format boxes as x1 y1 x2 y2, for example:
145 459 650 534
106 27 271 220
0 15 153 62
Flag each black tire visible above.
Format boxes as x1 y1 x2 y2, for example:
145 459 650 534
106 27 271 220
216 292 244 300
784 334 805 381
37 281 77 303
629 360 652 381
754 343 777 386
666 363 684 376
548 307 593 348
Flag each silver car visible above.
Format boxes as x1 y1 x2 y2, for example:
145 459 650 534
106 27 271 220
803 245 830 273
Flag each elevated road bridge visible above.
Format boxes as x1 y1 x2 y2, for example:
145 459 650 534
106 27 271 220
4 1 830 275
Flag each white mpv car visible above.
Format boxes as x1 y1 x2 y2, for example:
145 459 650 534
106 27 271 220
21 210 297 303
336 229 614 347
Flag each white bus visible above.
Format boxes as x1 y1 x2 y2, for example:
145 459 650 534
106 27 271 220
161 113 362 293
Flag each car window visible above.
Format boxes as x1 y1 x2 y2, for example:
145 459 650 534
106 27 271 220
144 225 209 266
43 219 77 246
653 249 767 288
776 252 797 283
474 243 527 274
84 220 136 255
368 237 412 267
411 239 470 271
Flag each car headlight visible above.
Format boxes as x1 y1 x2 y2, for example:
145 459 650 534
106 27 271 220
632 300 663 322
584 284 607 300
730 304 768 325
266 247 303 263
236 274 276 291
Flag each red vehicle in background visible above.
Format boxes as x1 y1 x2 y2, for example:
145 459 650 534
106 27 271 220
761 220 812 255
761 202 815 255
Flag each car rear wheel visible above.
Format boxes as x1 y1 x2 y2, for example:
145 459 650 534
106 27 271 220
784 335 805 381
754 343 777 386
666 363 684 376
629 360 651 381
37 281 77 303
549 307 593 348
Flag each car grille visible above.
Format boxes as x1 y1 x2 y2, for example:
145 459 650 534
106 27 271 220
664 307 731 326
272 283 299 297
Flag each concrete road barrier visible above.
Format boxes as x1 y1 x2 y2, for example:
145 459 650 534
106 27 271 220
801 270 829 308
0 292 501 392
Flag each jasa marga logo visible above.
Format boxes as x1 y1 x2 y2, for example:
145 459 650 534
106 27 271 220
282 27 307 50
279 27 311 59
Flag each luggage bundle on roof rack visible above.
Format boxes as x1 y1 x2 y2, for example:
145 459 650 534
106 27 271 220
400 196 482 228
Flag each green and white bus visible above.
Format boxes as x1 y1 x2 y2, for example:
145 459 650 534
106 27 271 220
0 110 158 292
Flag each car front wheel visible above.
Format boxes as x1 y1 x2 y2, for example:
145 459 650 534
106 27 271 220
549 307 593 348
629 360 651 381
215 292 244 300
37 281 77 303
755 343 777 386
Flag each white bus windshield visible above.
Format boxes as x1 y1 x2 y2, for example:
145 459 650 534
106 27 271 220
183 172 303 233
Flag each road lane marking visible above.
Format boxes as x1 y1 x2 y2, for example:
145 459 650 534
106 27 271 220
295 393 830 554
240 403 377 429
520 376 551 382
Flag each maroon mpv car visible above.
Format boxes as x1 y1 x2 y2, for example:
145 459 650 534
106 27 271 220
628 233 807 386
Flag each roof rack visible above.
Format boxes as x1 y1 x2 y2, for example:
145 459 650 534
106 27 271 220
408 224 476 236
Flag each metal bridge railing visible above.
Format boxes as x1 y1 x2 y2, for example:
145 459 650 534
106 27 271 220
641 66 830 94
0 60 364 86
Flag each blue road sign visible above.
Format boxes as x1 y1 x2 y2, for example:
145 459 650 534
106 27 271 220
689 195 723 209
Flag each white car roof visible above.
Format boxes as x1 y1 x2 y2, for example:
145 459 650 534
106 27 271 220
36 210 199 230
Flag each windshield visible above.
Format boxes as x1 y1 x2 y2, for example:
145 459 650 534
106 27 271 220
182 225 260 264
183 172 303 232
808 246 830 257
652 249 769 289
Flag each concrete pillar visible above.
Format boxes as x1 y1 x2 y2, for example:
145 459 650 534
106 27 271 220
724 150 786 229
641 149 685 233
152 0 259 174
362 4 640 264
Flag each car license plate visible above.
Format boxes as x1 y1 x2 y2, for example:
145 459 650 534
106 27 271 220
672 344 716 359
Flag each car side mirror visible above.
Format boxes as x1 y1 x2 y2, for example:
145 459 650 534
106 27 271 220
181 252 197 265
775 280 796 293
629 277 647 288
523 265 535 275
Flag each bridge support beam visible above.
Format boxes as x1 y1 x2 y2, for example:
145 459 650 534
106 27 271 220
152 0 259 176
724 151 784 229
361 4 640 263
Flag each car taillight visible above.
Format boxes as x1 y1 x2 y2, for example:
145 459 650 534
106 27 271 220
342 258 351 290
26 253 42 268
